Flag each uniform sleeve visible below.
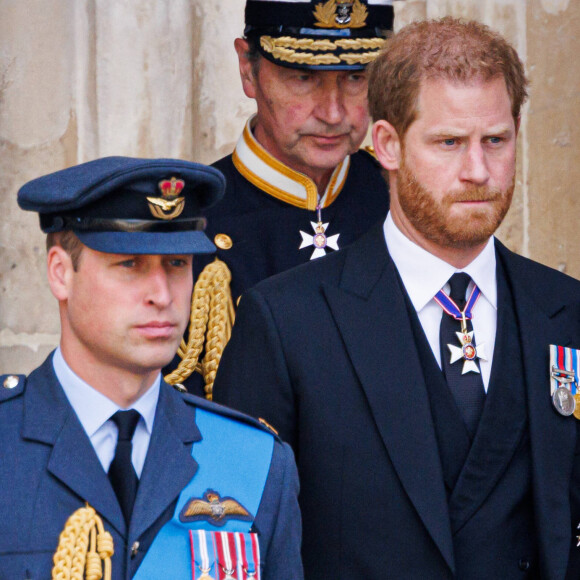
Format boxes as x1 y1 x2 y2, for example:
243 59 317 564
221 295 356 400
213 288 298 448
254 440 303 580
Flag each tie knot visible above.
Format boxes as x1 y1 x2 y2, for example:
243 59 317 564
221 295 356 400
110 409 141 441
447 272 471 309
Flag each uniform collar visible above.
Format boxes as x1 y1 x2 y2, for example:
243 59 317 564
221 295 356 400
232 115 351 211
384 212 497 312
53 346 159 438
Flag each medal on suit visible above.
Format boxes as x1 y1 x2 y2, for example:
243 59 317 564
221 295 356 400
434 284 486 374
299 204 340 260
191 530 217 580
215 529 239 580
549 344 580 418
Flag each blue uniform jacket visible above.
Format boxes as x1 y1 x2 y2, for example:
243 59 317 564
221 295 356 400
0 354 303 580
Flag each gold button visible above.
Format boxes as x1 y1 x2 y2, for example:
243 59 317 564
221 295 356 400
172 383 187 393
3 375 19 389
131 541 140 557
214 233 233 250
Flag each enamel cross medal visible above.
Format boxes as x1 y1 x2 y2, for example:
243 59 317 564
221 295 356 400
435 284 487 374
299 204 340 260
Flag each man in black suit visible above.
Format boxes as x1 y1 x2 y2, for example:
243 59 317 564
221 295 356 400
213 17 580 579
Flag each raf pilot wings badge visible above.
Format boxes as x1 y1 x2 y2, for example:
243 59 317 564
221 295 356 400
179 489 253 526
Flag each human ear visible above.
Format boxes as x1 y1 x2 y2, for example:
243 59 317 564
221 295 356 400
372 120 402 171
47 246 74 302
235 38 258 99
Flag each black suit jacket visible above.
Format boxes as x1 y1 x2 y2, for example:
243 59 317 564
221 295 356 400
213 223 580 579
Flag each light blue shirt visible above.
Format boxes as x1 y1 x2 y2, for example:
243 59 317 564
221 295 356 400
53 347 159 477
384 212 497 391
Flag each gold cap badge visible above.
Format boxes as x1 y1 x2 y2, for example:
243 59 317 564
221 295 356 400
147 177 186 220
314 0 368 29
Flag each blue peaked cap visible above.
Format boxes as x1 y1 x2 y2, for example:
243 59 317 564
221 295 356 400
18 156 225 255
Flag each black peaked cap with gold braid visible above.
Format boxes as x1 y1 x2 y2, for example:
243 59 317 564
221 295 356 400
245 0 394 70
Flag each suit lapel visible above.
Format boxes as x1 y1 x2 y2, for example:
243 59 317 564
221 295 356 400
22 356 125 536
130 384 200 540
323 225 455 574
498 243 576 580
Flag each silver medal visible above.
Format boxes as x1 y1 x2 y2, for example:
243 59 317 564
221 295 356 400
552 386 576 416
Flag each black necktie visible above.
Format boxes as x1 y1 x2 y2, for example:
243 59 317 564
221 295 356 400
439 273 485 437
108 409 140 523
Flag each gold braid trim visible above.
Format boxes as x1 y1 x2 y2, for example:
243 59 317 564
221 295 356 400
270 46 342 65
262 36 339 52
340 51 381 65
52 505 113 580
164 258 235 400
334 38 385 50
260 36 384 66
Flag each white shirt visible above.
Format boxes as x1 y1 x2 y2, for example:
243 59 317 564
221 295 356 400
53 347 159 477
384 212 497 391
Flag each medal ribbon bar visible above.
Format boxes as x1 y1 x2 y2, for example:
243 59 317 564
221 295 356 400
189 529 260 580
236 531 260 579
190 529 217 580
215 531 238 579
550 344 580 395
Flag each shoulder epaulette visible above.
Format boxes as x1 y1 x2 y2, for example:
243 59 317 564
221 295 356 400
360 145 379 162
0 374 26 401
178 390 282 441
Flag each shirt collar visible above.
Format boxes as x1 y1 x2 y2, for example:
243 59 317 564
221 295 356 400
53 347 160 437
232 115 350 210
384 212 497 312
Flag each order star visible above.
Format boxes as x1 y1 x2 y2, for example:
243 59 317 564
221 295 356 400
299 221 340 260
447 331 487 375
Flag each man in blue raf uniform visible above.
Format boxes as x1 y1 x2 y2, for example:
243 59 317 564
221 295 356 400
0 157 302 580
168 0 393 397
213 18 580 579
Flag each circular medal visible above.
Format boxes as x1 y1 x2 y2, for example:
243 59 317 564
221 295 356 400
198 566 214 580
462 343 477 360
313 232 327 248
552 386 576 416
574 394 580 421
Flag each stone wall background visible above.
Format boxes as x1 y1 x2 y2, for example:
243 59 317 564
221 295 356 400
1 0 578 374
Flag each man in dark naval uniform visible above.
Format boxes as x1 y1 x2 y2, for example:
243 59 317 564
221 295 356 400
167 0 394 397
0 157 302 580
213 18 580 579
